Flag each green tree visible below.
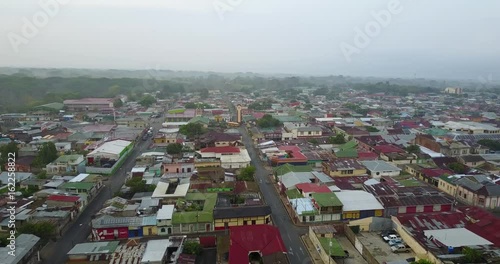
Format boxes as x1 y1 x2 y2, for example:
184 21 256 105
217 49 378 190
256 114 282 128
0 141 19 165
406 145 421 154
183 241 202 255
18 221 56 240
328 134 346 144
365 126 379 132
199 88 209 98
238 166 256 181
462 247 483 263
125 177 156 193
179 123 206 139
34 142 58 168
113 98 123 108
139 94 156 107
166 143 183 155
478 139 500 151
448 162 467 174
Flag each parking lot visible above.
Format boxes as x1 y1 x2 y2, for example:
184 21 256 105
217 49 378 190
356 232 414 263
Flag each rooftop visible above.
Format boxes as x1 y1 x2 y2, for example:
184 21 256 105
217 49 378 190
67 241 119 255
311 192 343 207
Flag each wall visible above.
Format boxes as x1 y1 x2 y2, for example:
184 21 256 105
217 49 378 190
344 226 379 264
391 216 443 264
308 227 338 264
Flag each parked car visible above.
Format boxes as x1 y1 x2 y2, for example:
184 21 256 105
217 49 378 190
381 230 396 238
406 257 416 262
388 238 403 246
383 234 399 242
391 244 410 253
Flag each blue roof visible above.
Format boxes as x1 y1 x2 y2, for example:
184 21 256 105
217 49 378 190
142 215 157 226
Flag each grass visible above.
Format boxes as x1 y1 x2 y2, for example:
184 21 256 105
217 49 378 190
318 237 345 257
286 189 302 199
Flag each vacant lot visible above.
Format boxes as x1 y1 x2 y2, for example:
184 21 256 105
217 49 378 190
357 232 414 263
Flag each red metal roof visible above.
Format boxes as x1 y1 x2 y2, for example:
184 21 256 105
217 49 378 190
373 144 405 154
421 168 453 178
229 225 287 264
296 183 331 193
200 146 240 154
47 195 80 203
357 152 379 160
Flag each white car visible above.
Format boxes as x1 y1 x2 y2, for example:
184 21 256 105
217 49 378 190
383 234 399 242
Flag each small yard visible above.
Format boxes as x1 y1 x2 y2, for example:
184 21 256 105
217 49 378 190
319 237 345 257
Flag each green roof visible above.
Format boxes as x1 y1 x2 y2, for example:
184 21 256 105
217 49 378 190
286 189 302 199
188 116 210 125
340 140 357 150
439 175 457 184
319 237 345 257
424 128 450 136
335 149 358 158
273 163 312 176
61 182 95 190
168 109 185 114
311 193 343 207
172 193 217 224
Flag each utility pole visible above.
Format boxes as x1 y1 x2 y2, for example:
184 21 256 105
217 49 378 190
329 237 332 264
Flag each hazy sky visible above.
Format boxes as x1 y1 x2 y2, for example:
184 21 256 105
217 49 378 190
1 0 499 79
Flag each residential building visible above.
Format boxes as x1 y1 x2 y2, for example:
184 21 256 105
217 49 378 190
67 241 119 262
157 204 174 235
214 205 272 230
0 234 41 264
322 159 367 177
63 98 114 112
361 160 402 178
438 174 500 209
311 192 343 221
46 154 85 174
335 190 384 220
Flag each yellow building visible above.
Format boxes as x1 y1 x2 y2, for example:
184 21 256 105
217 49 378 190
322 159 367 177
213 206 271 230
438 175 458 197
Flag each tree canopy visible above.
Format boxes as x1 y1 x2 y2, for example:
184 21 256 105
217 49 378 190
33 142 58 167
125 177 156 193
0 141 18 165
139 94 156 107
166 143 183 155
179 123 207 139
18 221 56 240
183 241 202 255
113 98 123 108
238 166 256 181
256 114 282 128
448 162 467 174
329 134 346 144
249 101 273 111
184 102 211 109
365 126 379 132
478 139 500 151
406 145 421 154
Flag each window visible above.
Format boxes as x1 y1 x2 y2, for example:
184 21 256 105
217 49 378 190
309 215 315 221
252 220 256 225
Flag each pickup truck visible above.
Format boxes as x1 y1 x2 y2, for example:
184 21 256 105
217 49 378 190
391 244 411 253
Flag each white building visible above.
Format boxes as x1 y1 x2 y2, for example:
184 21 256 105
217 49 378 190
86 140 132 161
361 160 402 178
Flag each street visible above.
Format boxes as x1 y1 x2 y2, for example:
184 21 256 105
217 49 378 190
43 120 163 264
238 126 312 264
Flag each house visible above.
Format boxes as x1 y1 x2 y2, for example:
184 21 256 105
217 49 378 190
157 204 175 235
0 234 41 264
67 241 119 263
311 192 343 221
295 183 331 197
46 194 83 212
361 160 402 178
63 98 114 112
0 172 33 186
188 116 210 128
116 117 149 128
458 155 486 168
171 193 216 234
46 154 85 174
213 205 272 230
438 174 500 209
3 156 36 172
140 239 171 264
440 141 470 157
334 190 384 220
197 147 251 169
142 215 158 236
322 159 367 177
374 145 416 165
198 131 242 148
228 225 288 264
283 122 322 138
59 182 97 199
165 109 196 122
91 215 143 240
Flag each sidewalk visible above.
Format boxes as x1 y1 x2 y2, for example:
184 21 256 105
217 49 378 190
301 234 325 264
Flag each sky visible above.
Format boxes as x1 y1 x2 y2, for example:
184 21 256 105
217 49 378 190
0 0 499 80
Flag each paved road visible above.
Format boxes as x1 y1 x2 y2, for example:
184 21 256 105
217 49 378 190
44 120 164 264
238 126 312 264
